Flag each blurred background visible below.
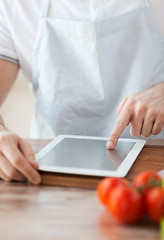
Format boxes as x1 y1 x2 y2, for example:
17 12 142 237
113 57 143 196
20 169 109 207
0 70 35 138
0 0 164 139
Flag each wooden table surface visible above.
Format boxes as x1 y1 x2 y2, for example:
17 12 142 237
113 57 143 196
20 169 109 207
0 139 164 240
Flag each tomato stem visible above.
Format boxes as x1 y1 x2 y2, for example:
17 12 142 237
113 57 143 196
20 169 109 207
136 178 162 193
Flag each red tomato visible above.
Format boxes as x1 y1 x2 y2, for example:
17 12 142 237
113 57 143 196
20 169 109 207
145 187 164 223
133 171 161 193
97 178 128 205
106 185 143 224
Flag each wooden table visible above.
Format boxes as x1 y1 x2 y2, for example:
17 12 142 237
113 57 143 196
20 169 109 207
0 139 164 240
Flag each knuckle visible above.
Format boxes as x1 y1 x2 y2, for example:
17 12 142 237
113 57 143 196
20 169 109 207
115 120 126 129
0 135 8 144
137 102 147 114
13 156 22 166
7 169 16 180
127 96 136 107
147 109 156 120
0 133 17 145
124 103 134 113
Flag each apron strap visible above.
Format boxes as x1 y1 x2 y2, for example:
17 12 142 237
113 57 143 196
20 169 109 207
40 0 50 18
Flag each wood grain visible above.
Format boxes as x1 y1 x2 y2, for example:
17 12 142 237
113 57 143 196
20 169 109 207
0 139 163 240
38 139 164 188
39 171 104 189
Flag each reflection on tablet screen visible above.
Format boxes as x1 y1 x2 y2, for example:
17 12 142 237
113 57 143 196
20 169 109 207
38 138 135 171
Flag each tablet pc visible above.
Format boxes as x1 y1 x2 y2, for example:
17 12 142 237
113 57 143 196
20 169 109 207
36 135 146 178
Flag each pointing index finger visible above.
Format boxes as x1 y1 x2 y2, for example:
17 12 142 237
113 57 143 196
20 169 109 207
107 104 133 149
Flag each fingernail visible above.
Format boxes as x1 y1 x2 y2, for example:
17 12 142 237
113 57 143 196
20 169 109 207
33 176 41 185
106 140 114 149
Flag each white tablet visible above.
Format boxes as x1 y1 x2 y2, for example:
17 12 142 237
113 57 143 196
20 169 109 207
36 135 146 178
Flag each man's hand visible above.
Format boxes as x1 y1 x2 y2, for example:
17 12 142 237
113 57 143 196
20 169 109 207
0 59 41 184
107 83 164 149
0 125 41 184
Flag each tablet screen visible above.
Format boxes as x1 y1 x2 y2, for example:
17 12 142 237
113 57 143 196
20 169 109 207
38 138 135 171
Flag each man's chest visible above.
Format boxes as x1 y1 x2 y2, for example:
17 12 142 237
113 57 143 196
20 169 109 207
12 0 164 81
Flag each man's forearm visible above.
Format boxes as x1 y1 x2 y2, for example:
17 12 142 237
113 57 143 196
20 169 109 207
0 59 19 105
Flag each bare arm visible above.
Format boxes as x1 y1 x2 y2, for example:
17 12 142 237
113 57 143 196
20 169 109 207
0 59 19 125
0 59 41 184
0 59 19 104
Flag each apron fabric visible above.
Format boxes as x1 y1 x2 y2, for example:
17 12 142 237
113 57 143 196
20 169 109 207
31 0 164 139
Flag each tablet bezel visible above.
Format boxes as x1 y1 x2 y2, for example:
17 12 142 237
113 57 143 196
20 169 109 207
36 135 146 177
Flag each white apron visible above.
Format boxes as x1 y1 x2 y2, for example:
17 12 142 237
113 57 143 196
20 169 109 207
31 0 164 139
